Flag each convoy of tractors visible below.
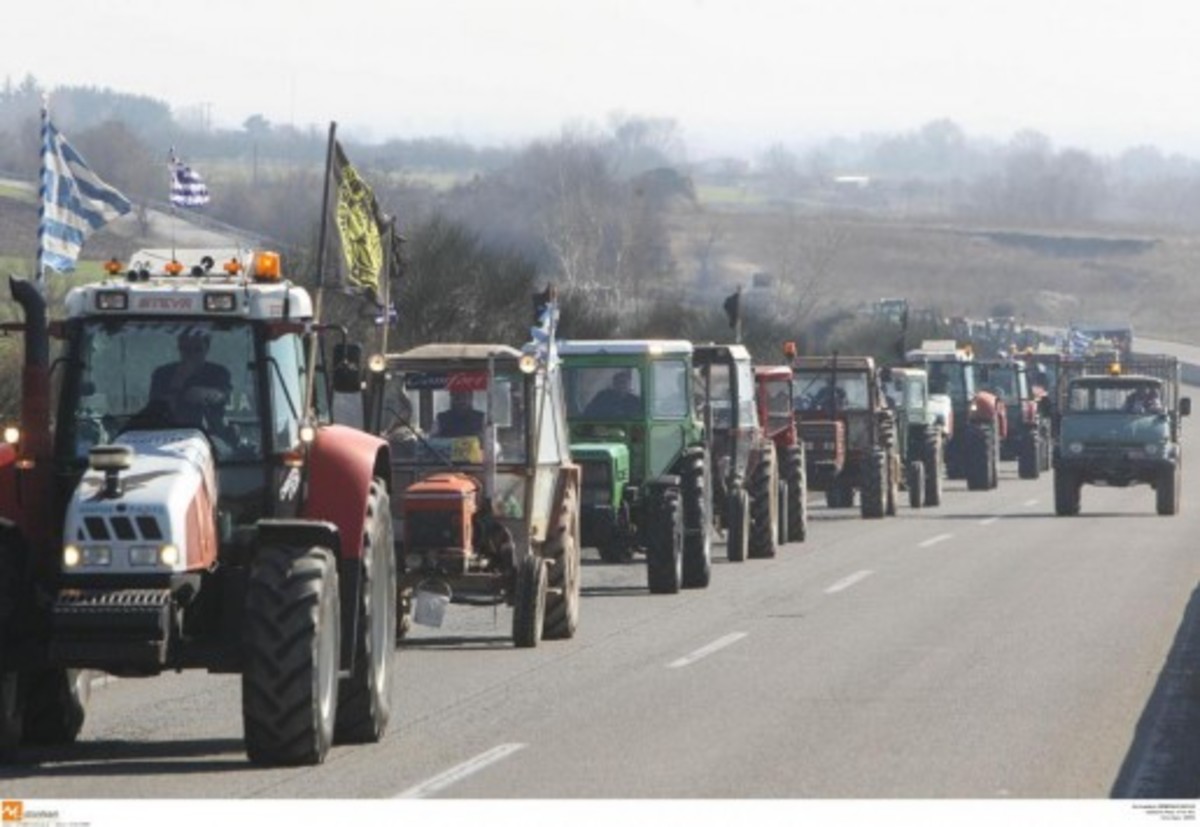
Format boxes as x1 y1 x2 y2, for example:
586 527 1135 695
0 246 1186 766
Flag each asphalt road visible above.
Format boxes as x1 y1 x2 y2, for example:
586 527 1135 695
4 458 1199 801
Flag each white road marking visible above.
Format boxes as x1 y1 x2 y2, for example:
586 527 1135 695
396 743 527 799
1023 498 1039 507
668 632 748 668
918 533 954 548
979 516 1001 526
89 673 119 690
824 569 874 594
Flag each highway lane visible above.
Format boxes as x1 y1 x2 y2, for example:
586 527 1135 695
3 461 1198 799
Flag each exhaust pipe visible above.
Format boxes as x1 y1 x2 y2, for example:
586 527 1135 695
9 277 51 461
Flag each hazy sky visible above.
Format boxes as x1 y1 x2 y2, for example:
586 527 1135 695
6 0 1200 158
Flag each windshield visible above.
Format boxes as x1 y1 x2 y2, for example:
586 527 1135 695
564 365 644 420
64 319 261 463
925 362 972 399
794 370 870 411
385 371 528 465
1068 381 1164 414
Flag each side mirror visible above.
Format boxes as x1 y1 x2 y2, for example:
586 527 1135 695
1181 397 1191 417
332 343 363 394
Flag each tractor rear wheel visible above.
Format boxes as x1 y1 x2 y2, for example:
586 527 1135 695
512 555 547 648
1019 430 1041 480
543 484 582 638
966 426 991 491
784 445 807 543
647 491 684 593
243 545 341 766
861 451 887 518
907 460 925 509
749 444 779 559
335 480 396 745
1054 469 1082 516
725 489 750 562
679 452 712 589
923 435 943 506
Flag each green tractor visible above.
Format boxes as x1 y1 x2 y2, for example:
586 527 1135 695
560 340 711 594
881 365 945 507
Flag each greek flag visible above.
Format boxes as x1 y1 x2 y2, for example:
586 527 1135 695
39 119 132 273
169 149 210 207
1067 328 1094 357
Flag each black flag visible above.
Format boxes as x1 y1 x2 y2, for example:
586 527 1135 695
723 290 740 329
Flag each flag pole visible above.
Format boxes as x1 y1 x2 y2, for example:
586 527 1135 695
380 216 395 356
303 121 338 417
36 96 49 295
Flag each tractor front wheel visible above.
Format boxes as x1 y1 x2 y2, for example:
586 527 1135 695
243 545 341 766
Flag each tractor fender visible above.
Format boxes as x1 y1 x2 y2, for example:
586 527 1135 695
303 424 389 562
969 391 1001 430
0 444 16 525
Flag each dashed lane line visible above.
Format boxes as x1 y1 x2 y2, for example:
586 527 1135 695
918 533 954 548
824 570 875 594
668 632 748 668
395 743 527 799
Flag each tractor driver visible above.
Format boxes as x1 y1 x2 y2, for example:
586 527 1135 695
436 390 485 438
585 369 641 417
149 329 234 438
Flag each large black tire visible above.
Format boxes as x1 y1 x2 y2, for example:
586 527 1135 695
783 445 808 543
907 460 925 509
965 426 991 491
923 435 943 507
335 480 396 744
748 445 779 559
861 451 887 519
543 484 583 638
725 489 750 562
647 491 684 593
988 426 1000 489
0 523 29 750
679 452 711 589
1039 423 1053 472
243 545 341 766
512 555 547 648
885 452 899 517
825 485 853 509
1018 430 1041 480
1157 464 1180 516
21 668 89 745
1054 469 1081 516
596 513 633 563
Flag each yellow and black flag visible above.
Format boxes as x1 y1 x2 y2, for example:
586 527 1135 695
332 140 385 297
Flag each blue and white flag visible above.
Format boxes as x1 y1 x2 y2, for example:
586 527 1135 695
39 118 132 273
169 149 210 208
1067 328 1094 357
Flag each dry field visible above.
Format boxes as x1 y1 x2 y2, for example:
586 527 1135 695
669 204 1200 345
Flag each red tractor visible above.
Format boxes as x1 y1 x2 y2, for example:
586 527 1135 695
0 249 395 765
754 363 808 543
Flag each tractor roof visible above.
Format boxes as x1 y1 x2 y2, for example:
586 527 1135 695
62 247 314 321
755 365 793 380
388 343 524 367
791 355 876 372
692 342 752 364
558 339 692 357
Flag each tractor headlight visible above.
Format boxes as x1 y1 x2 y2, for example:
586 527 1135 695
1068 442 1084 455
2 426 18 444
130 544 180 567
64 545 111 567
